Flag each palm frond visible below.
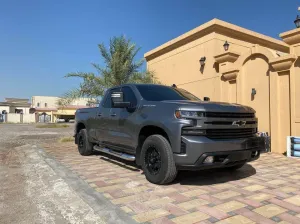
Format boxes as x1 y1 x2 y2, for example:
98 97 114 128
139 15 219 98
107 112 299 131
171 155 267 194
63 35 160 99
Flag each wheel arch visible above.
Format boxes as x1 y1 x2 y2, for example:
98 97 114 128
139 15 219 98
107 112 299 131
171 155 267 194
135 125 171 166
75 122 86 144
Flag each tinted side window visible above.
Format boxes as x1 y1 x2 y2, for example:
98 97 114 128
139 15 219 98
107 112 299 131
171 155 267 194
136 85 200 101
102 91 112 108
122 87 137 107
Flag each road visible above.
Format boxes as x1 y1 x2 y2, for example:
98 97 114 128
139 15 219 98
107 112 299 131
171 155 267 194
0 124 106 224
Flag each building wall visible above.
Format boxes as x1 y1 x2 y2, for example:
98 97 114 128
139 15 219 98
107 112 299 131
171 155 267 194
22 114 37 123
0 105 30 114
148 33 221 100
31 96 93 108
31 96 60 108
146 19 293 154
147 33 273 134
238 55 270 133
0 106 10 113
290 50 300 136
7 114 21 123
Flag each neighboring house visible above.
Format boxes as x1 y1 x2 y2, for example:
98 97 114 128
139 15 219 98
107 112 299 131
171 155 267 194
0 98 31 114
144 18 300 154
31 96 97 123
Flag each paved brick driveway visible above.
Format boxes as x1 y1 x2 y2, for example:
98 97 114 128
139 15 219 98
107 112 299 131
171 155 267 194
44 142 300 224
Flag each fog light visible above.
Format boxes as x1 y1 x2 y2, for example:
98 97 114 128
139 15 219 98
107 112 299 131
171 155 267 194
255 151 259 156
204 156 214 164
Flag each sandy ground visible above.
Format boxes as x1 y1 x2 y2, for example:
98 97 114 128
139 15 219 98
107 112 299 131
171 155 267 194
0 124 106 224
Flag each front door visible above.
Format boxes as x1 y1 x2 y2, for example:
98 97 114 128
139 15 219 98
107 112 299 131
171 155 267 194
105 86 138 154
116 86 138 153
96 90 113 144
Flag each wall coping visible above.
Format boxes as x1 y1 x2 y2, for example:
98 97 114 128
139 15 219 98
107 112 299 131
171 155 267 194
145 18 289 61
221 68 239 81
214 51 241 64
269 54 297 72
280 28 300 45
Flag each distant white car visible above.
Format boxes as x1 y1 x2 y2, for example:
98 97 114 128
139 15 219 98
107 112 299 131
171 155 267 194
56 119 66 123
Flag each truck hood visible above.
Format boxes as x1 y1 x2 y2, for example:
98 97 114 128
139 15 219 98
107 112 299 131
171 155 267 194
162 100 255 113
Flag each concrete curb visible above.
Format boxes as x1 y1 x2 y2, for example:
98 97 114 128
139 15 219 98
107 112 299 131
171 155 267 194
38 147 138 224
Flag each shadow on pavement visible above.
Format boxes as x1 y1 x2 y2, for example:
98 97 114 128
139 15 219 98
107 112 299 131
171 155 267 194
175 164 256 186
94 151 140 172
94 150 256 186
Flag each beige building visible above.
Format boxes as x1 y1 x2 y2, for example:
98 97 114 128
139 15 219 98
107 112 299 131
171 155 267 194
0 98 31 114
145 18 300 154
31 96 96 123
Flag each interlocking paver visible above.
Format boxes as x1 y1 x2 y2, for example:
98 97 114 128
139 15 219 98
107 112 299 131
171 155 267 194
178 199 209 210
215 215 255 224
284 195 300 206
278 213 300 224
253 204 287 218
133 208 170 223
247 193 274 202
243 184 266 192
171 211 210 224
214 201 246 213
43 143 300 224
213 190 241 200
278 187 298 193
182 189 207 197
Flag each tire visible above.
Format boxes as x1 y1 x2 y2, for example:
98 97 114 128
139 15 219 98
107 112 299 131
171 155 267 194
77 129 93 156
227 162 246 171
141 135 177 185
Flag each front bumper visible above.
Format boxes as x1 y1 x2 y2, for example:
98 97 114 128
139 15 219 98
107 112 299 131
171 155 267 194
174 136 264 170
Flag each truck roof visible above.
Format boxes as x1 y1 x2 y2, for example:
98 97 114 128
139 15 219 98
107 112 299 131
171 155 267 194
109 83 169 90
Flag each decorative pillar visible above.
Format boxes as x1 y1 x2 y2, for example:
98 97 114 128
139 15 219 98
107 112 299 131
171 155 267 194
214 51 240 103
280 28 300 137
269 55 296 153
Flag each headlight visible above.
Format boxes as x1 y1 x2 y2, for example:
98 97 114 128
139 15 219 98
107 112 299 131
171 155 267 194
175 110 205 119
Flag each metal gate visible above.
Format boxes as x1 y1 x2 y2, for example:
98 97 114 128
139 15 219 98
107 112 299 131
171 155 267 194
38 113 51 123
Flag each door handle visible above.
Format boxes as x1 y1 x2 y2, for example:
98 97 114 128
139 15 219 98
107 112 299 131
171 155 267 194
97 113 102 117
110 113 117 117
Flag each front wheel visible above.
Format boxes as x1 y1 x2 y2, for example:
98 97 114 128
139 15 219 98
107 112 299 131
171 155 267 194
141 135 177 185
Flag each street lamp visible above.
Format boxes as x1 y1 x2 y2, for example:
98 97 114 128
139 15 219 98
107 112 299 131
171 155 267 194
223 41 230 51
294 15 300 28
199 57 206 66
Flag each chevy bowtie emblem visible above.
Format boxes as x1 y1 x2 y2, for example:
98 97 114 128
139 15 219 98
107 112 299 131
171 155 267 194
232 120 247 126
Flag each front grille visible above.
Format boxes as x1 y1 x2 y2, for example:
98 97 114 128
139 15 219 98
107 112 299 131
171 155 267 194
206 128 257 139
205 112 255 118
205 121 257 125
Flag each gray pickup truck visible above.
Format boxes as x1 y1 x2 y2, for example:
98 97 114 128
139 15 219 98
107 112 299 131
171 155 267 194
74 84 264 184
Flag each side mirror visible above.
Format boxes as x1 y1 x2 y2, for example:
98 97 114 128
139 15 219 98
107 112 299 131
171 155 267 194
204 97 210 101
111 91 131 108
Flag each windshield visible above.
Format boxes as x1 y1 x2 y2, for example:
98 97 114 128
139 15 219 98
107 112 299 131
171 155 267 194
136 85 200 101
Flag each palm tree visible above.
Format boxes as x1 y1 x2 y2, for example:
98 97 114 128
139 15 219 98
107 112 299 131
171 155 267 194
59 36 159 106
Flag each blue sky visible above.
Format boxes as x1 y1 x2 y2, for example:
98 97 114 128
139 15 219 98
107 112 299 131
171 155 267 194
0 0 299 101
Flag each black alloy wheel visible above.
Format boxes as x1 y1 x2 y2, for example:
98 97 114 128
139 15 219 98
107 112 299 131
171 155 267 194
145 146 161 175
78 135 84 149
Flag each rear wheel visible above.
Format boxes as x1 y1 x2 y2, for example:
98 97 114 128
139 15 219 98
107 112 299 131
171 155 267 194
77 129 93 156
141 135 177 185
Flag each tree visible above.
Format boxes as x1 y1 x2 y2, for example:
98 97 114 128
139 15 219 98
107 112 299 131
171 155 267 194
59 35 159 106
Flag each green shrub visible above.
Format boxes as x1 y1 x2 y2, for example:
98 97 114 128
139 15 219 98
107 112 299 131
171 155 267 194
36 124 69 128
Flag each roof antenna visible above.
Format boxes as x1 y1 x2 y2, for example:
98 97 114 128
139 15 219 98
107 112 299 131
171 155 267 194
172 84 177 88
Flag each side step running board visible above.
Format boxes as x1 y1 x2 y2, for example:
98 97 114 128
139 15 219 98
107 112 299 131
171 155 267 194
93 146 135 161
